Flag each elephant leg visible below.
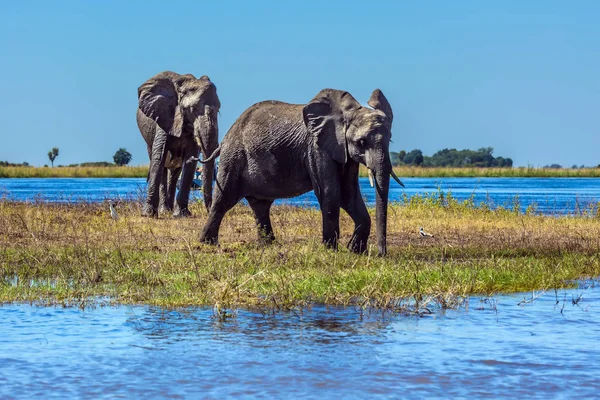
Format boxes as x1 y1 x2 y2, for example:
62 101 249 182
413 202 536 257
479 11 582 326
313 184 341 250
158 167 170 214
174 158 195 217
311 162 342 250
200 188 242 245
163 167 181 213
341 189 371 254
143 131 168 218
320 201 340 250
246 197 275 244
341 164 371 253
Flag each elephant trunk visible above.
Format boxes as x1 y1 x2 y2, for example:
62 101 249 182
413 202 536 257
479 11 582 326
194 106 219 210
370 155 391 256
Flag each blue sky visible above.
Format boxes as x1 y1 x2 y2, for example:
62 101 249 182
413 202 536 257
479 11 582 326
1 1 598 167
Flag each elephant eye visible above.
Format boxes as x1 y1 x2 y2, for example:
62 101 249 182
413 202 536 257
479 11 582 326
358 139 367 148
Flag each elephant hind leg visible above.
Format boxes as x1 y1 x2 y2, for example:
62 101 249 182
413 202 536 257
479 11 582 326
200 191 242 245
247 197 275 244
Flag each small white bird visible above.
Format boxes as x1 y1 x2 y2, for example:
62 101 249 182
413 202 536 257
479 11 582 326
109 201 119 221
419 226 434 238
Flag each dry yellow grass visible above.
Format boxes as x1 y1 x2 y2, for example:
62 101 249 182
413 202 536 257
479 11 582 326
3 165 600 178
0 166 148 178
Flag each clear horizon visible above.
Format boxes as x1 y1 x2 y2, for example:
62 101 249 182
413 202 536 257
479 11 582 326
1 1 598 168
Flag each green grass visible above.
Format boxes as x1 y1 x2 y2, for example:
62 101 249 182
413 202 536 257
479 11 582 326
0 165 148 178
1 192 599 311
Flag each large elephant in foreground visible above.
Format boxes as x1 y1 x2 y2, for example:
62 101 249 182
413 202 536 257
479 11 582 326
199 88 403 256
136 71 220 217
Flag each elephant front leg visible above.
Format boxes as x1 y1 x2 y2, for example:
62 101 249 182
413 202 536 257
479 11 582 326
315 182 341 250
320 204 341 250
311 163 342 250
161 167 181 214
341 163 371 253
174 155 196 217
143 132 168 218
158 167 170 214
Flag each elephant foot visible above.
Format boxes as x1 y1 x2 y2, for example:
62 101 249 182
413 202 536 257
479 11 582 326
322 238 339 251
142 204 158 218
159 204 173 215
173 207 193 218
257 233 276 245
348 237 368 254
200 228 219 245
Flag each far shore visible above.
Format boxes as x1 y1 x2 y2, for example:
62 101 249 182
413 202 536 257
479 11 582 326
1 165 600 179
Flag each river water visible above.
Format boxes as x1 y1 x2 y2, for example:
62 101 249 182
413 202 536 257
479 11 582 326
1 177 599 398
1 177 600 214
1 283 599 398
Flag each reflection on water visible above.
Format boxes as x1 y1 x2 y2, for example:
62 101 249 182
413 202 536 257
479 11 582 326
1 283 599 398
1 177 600 214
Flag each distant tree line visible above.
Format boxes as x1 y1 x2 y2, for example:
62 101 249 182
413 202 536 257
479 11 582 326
0 161 30 167
390 147 513 168
544 163 600 169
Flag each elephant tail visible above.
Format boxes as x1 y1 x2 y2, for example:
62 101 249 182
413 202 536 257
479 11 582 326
198 144 221 164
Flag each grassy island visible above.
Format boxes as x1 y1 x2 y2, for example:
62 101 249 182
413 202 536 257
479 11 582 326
2 165 600 179
0 165 148 178
1 193 598 312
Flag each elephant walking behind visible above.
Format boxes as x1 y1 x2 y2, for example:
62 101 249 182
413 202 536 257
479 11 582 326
200 88 402 255
136 71 220 217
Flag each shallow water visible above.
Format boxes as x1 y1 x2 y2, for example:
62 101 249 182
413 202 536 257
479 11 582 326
1 284 599 398
1 177 600 215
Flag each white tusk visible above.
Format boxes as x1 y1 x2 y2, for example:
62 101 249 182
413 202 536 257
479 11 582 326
390 170 405 187
368 169 375 187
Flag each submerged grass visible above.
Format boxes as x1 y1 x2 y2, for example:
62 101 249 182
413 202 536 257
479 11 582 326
1 193 599 311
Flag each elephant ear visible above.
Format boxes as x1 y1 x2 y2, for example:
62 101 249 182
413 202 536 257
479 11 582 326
367 89 393 127
302 89 360 164
138 74 184 137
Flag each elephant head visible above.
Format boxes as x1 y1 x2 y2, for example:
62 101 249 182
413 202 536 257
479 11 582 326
138 71 220 209
303 89 401 255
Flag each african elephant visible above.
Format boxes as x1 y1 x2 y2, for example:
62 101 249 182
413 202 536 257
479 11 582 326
199 88 403 256
136 71 220 217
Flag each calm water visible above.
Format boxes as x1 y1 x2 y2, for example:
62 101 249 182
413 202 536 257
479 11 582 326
1 284 598 398
1 177 600 214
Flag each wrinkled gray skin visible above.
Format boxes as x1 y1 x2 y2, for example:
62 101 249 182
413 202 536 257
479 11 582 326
200 88 396 256
136 71 220 217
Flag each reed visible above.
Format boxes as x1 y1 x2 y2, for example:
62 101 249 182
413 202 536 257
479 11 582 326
2 165 600 179
0 166 148 178
1 191 598 310
358 166 600 178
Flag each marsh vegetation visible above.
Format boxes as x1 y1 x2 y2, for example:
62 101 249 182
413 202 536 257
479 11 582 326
2 165 600 179
1 192 598 311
